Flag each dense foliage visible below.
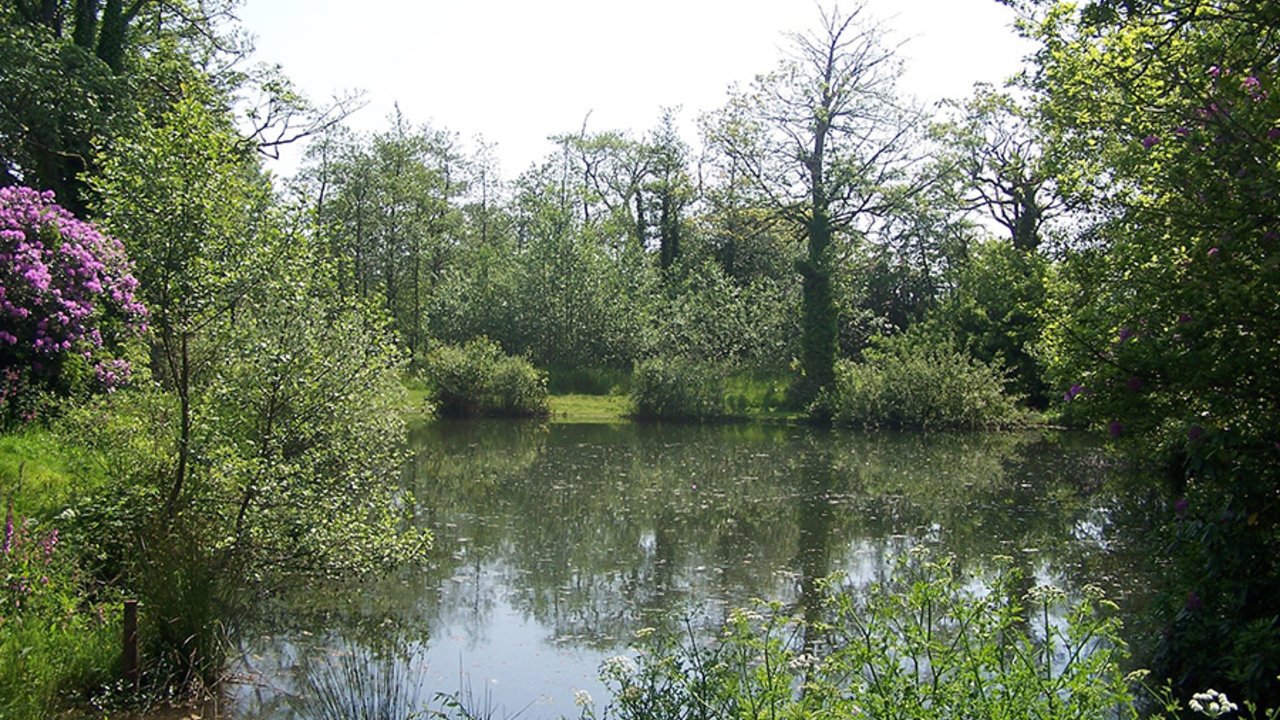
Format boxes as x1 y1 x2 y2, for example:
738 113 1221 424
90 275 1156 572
818 336 1022 430
1022 0 1280 702
420 337 549 418
629 356 727 422
6 0 1279 712
0 187 146 424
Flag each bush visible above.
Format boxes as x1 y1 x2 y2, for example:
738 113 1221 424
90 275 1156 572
420 338 548 418
817 337 1023 430
0 187 148 426
629 357 725 422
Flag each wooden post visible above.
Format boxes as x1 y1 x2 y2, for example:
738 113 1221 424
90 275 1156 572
123 599 139 691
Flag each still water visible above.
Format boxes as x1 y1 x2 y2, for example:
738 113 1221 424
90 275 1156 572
226 421 1146 719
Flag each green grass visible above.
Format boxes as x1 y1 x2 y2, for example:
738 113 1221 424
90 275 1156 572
401 386 435 423
0 613 122 720
0 427 99 519
1 426 121 720
548 394 631 423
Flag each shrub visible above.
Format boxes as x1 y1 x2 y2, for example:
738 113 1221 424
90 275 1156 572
420 338 548 418
629 357 726 422
816 337 1023 430
0 187 147 425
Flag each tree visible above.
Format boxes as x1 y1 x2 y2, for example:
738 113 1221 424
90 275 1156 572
1024 0 1280 701
0 0 242 212
306 113 467 362
646 109 695 272
933 86 1062 252
1 0 359 215
92 87 276 519
84 86 427 690
703 4 924 404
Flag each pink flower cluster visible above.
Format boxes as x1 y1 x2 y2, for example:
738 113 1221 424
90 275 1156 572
1 505 63 612
0 187 147 393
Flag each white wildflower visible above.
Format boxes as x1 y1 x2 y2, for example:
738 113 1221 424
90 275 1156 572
602 655 637 677
1190 689 1238 718
574 689 594 707
788 652 819 670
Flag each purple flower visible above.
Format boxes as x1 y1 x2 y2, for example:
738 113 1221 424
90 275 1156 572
1185 592 1202 611
1208 247 1220 257
1064 383 1085 402
2 505 11 554
1118 326 1135 343
1174 125 1190 137
1142 135 1160 150
1109 421 1124 438
1178 313 1192 324
0 187 147 402
1208 65 1221 78
1174 497 1189 516
1269 127 1280 140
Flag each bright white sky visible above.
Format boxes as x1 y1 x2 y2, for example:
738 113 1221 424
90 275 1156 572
236 0 1034 179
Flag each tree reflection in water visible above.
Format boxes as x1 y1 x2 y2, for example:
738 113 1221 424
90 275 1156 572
228 422 1147 719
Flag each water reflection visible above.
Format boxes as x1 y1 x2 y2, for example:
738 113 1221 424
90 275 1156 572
229 422 1143 719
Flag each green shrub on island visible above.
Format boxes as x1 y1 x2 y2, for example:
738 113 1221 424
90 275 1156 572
816 337 1023 430
629 357 726 422
420 338 549 418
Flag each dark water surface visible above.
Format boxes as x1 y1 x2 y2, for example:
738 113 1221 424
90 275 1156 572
225 421 1148 719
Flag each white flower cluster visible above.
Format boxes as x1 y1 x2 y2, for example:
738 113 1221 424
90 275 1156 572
574 689 594 707
1189 689 1238 718
788 652 819 670
602 654 637 677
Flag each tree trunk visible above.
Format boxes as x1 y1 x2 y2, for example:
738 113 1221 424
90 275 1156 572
799 117 837 404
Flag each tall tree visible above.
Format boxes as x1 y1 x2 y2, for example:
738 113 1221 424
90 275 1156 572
703 3 924 404
92 87 277 519
1023 0 1280 701
0 0 240 211
308 114 467 361
934 85 1062 252
646 109 694 272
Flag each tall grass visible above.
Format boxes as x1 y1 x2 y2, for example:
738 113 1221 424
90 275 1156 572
722 371 790 416
0 611 120 719
289 645 428 720
596 551 1134 720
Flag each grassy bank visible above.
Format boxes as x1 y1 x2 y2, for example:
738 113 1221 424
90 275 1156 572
1 427 121 719
548 393 631 423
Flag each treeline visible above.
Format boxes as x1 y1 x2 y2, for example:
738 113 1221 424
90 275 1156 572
289 82 1049 422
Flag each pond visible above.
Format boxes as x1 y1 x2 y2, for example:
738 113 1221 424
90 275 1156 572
225 420 1150 719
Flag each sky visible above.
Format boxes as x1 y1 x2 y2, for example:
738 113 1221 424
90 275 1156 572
235 0 1035 179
